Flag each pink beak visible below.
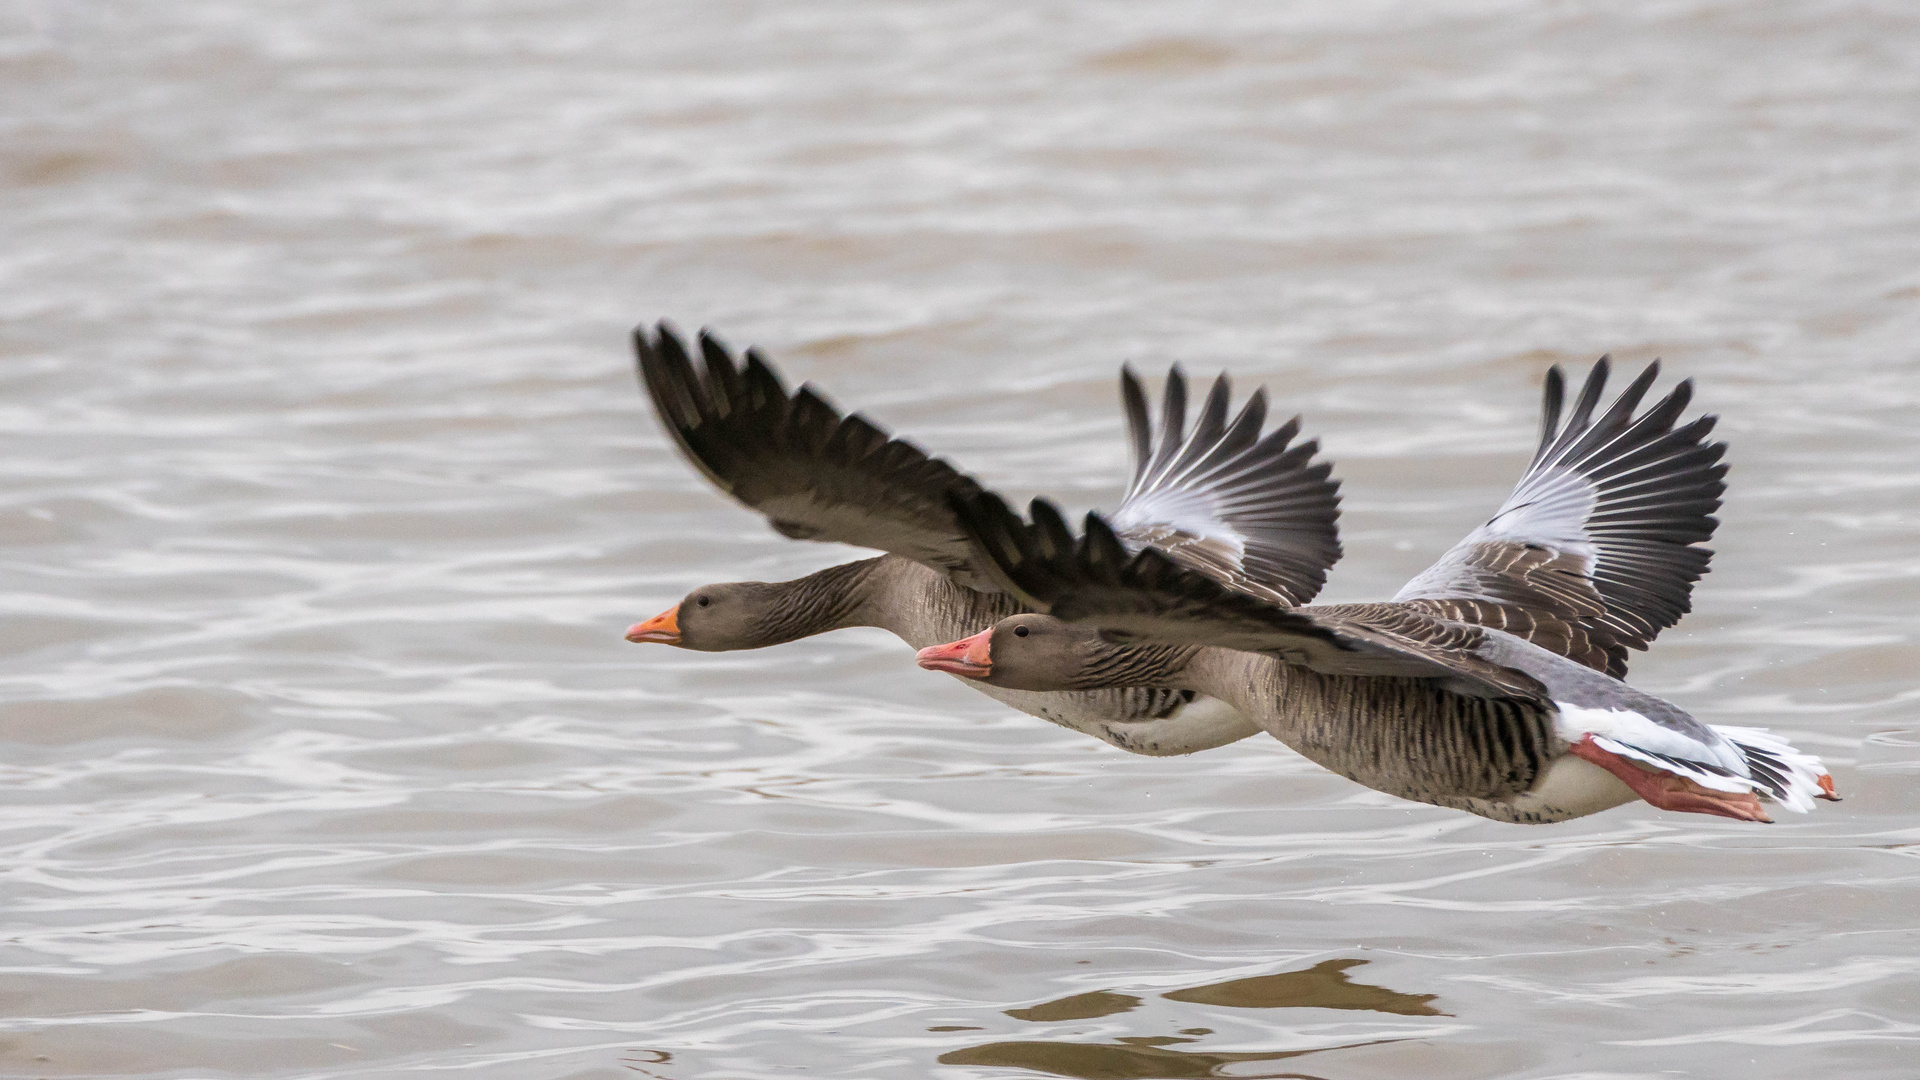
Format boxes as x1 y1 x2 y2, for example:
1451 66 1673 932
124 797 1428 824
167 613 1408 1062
916 629 992 679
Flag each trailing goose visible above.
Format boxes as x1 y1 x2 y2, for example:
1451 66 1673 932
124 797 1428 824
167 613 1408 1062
625 321 1342 756
919 363 1838 823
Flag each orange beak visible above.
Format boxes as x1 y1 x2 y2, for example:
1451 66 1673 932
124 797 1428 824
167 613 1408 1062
626 606 681 645
916 628 992 679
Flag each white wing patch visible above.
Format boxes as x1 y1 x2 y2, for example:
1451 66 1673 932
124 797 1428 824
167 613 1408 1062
1480 469 1600 554
1109 490 1249 561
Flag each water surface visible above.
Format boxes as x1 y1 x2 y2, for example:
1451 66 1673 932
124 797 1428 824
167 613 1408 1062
4 3 1918 1078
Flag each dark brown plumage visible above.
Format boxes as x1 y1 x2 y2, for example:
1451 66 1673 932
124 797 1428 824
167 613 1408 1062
637 324 997 589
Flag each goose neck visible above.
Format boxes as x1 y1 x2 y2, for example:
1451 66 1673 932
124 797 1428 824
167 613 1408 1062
753 557 888 644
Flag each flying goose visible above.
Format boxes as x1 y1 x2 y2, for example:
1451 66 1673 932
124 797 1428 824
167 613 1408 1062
918 363 1838 823
625 322 1342 756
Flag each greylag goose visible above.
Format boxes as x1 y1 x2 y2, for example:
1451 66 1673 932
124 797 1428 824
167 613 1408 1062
919 362 1839 823
625 322 1342 755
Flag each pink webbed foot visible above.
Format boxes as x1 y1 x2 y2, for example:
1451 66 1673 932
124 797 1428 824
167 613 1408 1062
1568 735 1772 823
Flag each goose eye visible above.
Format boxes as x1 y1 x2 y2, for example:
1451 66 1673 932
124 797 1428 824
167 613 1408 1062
696 596 710 608
1013 625 1029 637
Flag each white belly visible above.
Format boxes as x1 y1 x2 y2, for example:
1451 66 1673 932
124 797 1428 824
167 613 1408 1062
1454 755 1640 824
964 681 1259 756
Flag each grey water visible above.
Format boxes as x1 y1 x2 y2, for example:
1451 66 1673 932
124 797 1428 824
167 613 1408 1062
3 2 1918 1077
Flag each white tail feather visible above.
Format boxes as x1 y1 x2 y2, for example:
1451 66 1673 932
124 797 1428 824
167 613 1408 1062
1712 725 1830 813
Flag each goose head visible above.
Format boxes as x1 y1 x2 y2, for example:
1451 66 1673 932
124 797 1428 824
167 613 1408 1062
627 560 882 652
627 581 794 652
916 613 1178 691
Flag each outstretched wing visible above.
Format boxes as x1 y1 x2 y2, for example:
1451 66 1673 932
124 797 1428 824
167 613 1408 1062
954 491 1546 700
1109 366 1343 607
636 322 1002 589
1394 357 1726 677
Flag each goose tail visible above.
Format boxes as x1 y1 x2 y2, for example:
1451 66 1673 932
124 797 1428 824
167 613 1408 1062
1556 702 1838 821
1712 724 1839 813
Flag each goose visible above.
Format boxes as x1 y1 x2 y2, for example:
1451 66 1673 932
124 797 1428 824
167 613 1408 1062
624 322 1342 756
918 362 1840 823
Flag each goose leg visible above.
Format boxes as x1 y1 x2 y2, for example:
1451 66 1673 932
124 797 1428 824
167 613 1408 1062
1567 735 1771 823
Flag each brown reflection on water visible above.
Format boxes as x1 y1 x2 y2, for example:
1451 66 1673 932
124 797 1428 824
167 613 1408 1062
942 959 1437 1078
1006 990 1145 1022
937 1034 1374 1080
1162 959 1443 1016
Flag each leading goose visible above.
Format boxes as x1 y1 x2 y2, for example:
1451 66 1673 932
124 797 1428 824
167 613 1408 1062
627 327 1732 763
920 363 1839 823
625 322 1343 755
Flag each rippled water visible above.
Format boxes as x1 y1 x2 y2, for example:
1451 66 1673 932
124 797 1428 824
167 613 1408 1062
4 2 1919 1077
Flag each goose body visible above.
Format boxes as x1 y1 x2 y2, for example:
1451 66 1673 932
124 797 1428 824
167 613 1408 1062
1154 630 1830 823
920 360 1839 823
923 580 1836 825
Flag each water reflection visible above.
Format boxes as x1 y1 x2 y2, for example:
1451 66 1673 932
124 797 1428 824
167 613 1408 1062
940 958 1439 1078
1162 959 1443 1016
1006 990 1145 1022
938 1035 1367 1080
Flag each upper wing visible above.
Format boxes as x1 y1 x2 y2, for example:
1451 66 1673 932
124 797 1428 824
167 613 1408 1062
1108 366 1343 607
1393 357 1727 677
953 491 1546 700
635 322 1002 589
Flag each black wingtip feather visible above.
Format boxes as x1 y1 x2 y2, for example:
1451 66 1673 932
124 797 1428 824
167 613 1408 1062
1147 366 1190 480
1535 365 1566 464
1563 355 1610 434
1120 365 1152 477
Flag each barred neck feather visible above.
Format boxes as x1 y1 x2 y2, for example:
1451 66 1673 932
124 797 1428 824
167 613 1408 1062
748 557 889 646
1065 639 1203 691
